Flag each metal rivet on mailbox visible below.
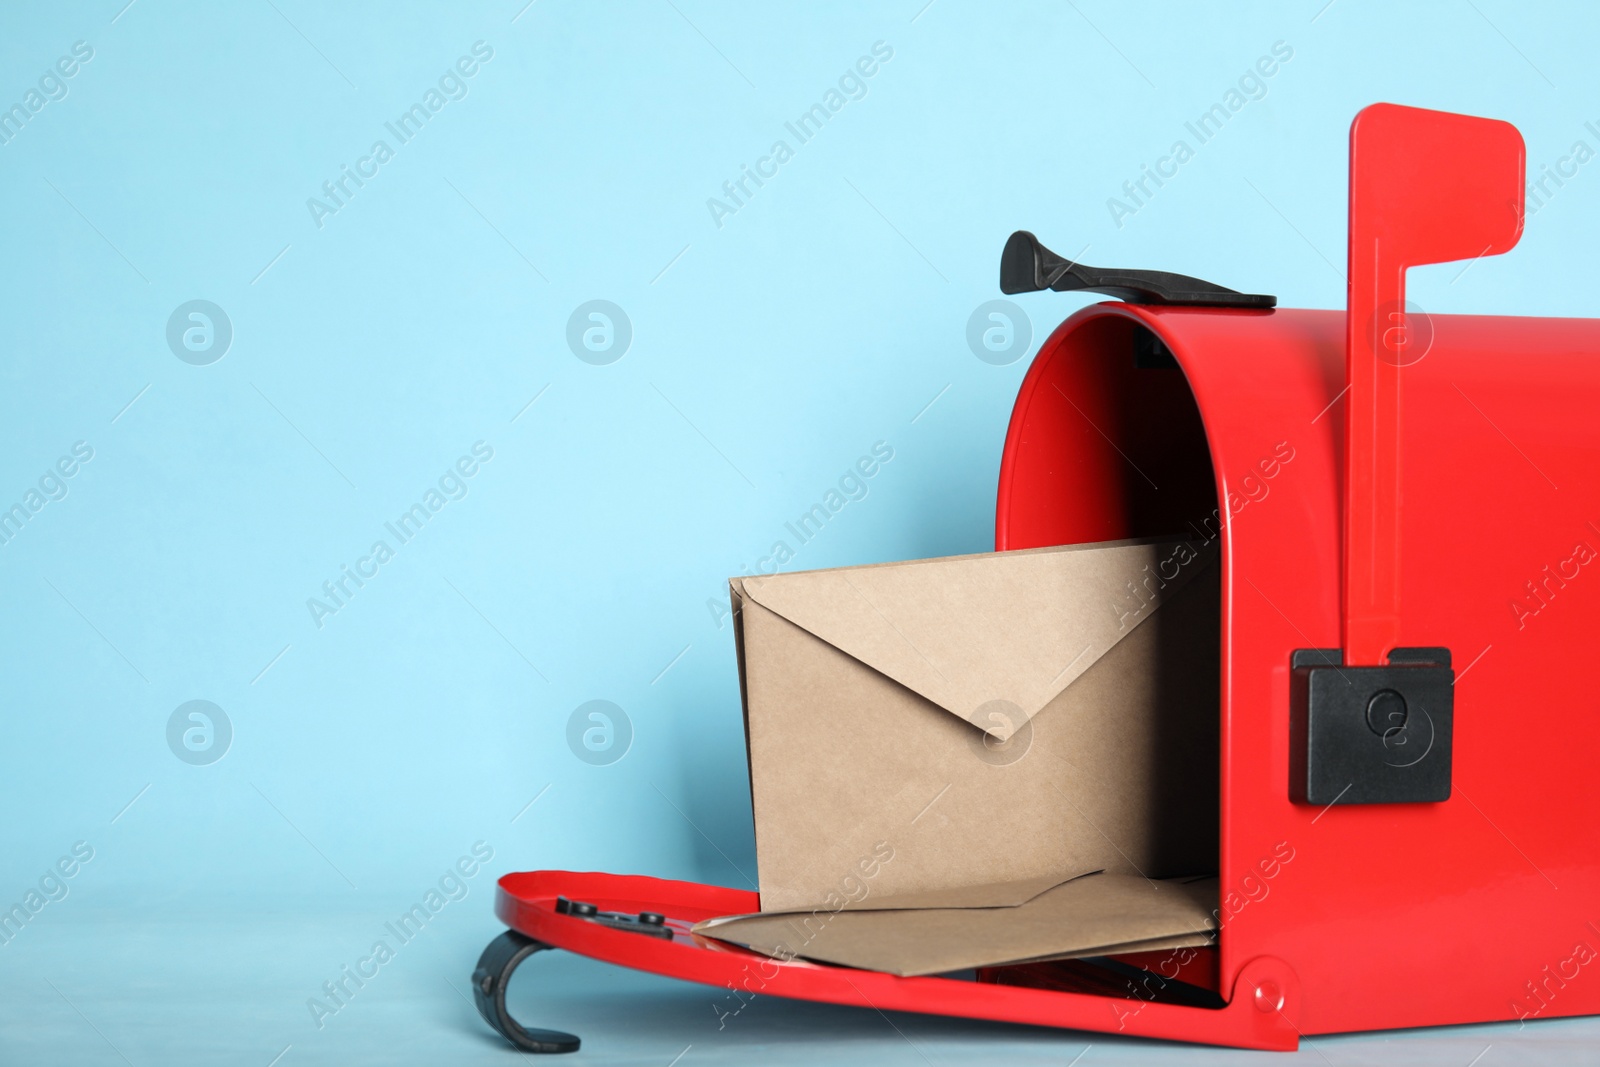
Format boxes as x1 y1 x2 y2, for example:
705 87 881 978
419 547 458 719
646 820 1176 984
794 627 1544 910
1253 980 1285 1014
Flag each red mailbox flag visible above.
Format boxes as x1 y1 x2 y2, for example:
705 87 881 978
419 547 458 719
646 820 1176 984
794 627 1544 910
1344 103 1525 666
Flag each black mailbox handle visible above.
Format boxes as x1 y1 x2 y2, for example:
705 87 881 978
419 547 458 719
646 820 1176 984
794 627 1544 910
999 231 1276 309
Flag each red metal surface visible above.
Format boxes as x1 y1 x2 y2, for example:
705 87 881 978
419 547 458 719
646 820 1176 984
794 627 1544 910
1342 103 1525 665
1113 946 1220 994
997 301 1600 1037
495 870 1301 1050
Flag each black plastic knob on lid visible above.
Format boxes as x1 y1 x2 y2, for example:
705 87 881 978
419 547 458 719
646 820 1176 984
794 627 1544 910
1000 230 1276 309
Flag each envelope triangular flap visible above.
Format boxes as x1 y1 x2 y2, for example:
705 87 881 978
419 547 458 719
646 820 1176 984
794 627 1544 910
736 537 1209 740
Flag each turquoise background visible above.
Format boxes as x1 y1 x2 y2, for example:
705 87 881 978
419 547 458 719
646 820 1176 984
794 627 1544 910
3 1 1597 1063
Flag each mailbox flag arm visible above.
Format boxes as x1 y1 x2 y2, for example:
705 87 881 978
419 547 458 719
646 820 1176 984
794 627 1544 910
1342 104 1525 666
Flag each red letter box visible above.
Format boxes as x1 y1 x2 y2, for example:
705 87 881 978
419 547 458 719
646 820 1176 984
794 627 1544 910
475 104 1600 1052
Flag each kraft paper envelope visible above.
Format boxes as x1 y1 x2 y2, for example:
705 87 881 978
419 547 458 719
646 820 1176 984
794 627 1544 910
729 537 1218 914
695 873 1219 977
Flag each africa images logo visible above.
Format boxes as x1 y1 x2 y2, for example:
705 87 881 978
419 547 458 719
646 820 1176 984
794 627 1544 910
166 300 232 365
166 700 232 766
566 301 632 365
306 42 495 229
566 700 632 766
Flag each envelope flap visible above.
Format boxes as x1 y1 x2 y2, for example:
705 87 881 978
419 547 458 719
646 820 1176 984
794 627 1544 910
737 538 1210 740
695 870 1101 929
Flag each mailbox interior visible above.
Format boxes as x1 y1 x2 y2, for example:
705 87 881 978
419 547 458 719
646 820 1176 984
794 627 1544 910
993 308 1226 998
